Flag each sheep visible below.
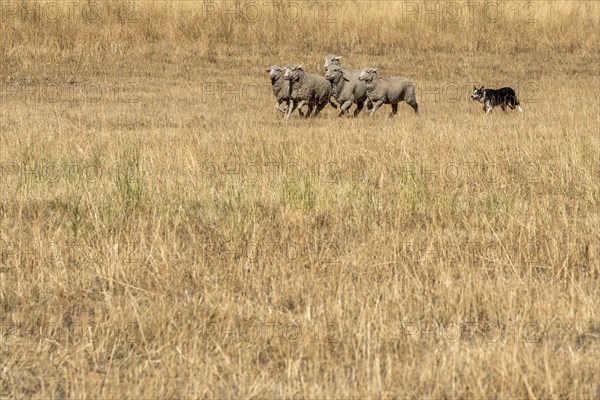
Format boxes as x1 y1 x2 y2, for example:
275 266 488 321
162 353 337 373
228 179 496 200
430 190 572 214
358 67 419 117
283 64 336 120
324 65 369 117
324 55 372 111
323 54 363 76
266 65 305 117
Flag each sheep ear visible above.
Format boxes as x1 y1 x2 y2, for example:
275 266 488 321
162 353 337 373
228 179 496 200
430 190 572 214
297 65 304 70
373 68 378 72
343 76 349 82
334 56 342 60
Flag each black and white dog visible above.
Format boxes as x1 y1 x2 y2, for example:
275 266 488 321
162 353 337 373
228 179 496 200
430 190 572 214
471 86 523 114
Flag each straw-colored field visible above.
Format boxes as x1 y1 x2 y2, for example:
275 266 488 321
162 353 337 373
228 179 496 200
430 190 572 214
1 1 599 398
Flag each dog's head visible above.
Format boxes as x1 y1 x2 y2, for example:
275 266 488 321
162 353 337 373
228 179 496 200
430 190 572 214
471 86 485 102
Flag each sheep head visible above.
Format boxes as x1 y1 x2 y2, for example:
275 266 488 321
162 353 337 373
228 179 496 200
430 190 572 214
283 64 304 82
324 55 343 71
358 67 378 82
325 65 346 82
267 66 284 81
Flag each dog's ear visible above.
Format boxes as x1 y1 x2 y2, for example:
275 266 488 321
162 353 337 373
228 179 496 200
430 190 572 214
473 85 477 90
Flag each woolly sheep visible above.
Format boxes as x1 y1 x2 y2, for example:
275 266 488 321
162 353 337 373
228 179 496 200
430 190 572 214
266 65 305 117
324 65 369 117
324 55 372 110
358 67 419 117
323 55 363 77
283 64 336 120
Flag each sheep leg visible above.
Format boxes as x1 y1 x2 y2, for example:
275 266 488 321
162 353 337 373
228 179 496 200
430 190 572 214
294 100 306 117
278 100 302 117
276 101 286 114
285 100 297 120
389 103 398 117
408 100 419 115
369 100 385 117
303 101 315 118
295 100 310 118
339 100 353 117
314 100 327 117
353 100 364 117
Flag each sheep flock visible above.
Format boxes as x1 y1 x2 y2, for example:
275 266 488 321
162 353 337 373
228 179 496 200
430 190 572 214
268 54 419 120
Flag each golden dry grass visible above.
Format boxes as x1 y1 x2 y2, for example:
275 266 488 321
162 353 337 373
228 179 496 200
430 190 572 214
1 0 599 398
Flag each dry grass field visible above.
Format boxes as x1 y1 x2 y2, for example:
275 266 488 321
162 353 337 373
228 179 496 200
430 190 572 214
0 0 599 398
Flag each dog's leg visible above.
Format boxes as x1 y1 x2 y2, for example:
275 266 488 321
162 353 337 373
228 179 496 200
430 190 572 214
507 97 516 110
484 100 489 113
501 103 507 112
485 101 493 114
516 98 523 112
